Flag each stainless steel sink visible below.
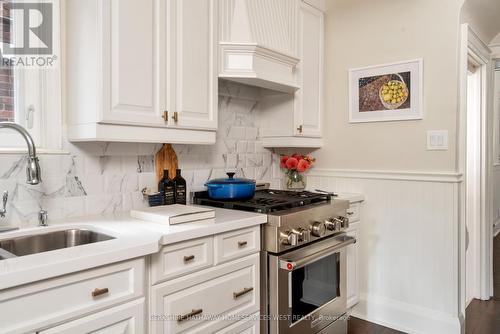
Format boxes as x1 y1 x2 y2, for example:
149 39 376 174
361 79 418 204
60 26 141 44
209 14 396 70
0 229 115 258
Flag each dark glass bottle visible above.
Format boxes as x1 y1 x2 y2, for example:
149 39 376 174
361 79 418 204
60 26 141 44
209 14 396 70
160 169 176 205
158 169 167 205
174 169 187 204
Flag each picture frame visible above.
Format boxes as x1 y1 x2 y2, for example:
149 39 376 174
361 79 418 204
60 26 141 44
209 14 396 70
348 58 423 123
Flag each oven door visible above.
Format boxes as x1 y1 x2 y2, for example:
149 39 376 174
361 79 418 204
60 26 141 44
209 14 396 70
268 235 355 334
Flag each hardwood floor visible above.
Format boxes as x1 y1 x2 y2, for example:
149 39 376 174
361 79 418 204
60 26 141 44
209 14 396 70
464 234 500 334
466 299 500 334
348 317 406 334
494 234 500 300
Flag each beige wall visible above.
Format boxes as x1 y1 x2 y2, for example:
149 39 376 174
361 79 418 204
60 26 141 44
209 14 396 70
461 0 500 44
315 0 463 172
491 33 500 46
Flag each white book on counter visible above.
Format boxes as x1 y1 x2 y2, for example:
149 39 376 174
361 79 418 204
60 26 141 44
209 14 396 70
131 204 215 225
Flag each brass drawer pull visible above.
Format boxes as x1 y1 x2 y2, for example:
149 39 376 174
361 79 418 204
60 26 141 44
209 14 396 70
92 287 109 298
184 255 195 262
238 241 248 248
177 308 203 322
162 111 169 122
347 211 354 216
233 287 254 299
172 111 178 122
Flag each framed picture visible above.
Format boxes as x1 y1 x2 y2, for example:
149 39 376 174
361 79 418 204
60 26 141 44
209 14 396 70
349 59 423 123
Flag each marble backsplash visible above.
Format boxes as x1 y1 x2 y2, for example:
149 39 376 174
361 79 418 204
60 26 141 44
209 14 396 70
0 81 284 228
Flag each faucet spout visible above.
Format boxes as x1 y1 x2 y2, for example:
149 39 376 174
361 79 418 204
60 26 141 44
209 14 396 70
0 122 42 185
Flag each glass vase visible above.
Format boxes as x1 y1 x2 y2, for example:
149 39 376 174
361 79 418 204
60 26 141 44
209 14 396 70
283 170 306 191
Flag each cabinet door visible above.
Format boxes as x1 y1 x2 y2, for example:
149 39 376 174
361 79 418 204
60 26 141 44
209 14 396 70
101 0 163 126
151 254 259 334
39 299 145 334
346 224 359 308
294 2 323 137
167 0 218 130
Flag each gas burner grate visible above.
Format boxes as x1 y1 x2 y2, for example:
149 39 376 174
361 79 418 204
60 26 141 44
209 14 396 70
193 189 331 213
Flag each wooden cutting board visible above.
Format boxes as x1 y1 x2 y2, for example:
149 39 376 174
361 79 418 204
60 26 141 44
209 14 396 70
155 144 178 184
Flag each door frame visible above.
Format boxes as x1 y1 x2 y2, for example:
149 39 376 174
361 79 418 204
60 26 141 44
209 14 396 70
458 24 493 317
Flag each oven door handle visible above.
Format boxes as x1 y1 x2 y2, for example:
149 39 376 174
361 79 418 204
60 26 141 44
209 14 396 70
279 236 356 271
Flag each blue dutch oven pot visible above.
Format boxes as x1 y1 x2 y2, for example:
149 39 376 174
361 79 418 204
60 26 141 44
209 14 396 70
205 172 256 200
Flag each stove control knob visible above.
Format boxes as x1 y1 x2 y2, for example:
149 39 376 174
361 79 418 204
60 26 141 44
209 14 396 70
325 219 337 231
339 216 349 229
291 228 307 242
280 231 297 246
310 222 326 237
330 217 348 230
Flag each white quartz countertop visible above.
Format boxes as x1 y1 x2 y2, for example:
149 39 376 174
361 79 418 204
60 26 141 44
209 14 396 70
334 192 365 203
0 207 267 290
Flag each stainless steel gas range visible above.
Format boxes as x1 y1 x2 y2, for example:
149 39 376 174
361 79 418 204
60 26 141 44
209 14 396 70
194 189 354 334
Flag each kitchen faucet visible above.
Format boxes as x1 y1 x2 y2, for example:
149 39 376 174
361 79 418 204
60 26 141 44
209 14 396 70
0 122 42 185
0 122 43 232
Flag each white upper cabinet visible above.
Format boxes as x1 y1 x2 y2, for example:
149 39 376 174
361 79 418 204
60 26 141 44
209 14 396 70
294 1 324 138
259 0 325 148
66 0 217 144
165 0 218 130
102 0 162 127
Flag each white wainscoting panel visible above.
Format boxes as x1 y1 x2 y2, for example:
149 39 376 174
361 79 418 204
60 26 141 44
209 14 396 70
307 170 462 334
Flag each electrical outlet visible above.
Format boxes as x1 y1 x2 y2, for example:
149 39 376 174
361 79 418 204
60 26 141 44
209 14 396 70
427 130 448 150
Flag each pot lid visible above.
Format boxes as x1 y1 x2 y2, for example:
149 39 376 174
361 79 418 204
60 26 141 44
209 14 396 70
206 172 256 185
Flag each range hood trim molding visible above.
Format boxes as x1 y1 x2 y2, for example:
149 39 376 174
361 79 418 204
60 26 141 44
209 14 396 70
219 42 300 93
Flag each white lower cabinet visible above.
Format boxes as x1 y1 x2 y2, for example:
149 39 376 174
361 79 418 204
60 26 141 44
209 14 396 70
345 201 362 309
151 253 259 334
39 298 145 334
346 223 359 309
0 258 145 334
216 312 260 334
150 227 261 334
2 227 263 334
151 236 214 284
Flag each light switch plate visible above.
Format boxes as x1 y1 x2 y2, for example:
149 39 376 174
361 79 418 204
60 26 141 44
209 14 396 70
427 130 448 150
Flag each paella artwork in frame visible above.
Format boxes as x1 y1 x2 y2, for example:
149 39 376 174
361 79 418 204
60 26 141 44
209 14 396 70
349 59 423 123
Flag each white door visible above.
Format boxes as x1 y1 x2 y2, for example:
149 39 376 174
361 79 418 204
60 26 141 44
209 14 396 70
100 0 163 126
39 299 145 334
167 0 218 130
294 2 323 137
346 223 359 308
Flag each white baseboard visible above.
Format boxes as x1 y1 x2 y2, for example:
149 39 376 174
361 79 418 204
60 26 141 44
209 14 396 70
351 294 462 334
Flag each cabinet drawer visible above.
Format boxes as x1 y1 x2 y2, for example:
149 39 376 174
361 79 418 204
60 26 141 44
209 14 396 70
0 258 144 334
347 202 361 223
151 236 213 284
39 298 145 334
216 312 259 334
215 227 260 265
151 254 259 334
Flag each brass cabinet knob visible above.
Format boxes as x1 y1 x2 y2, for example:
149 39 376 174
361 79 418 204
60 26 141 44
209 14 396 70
92 287 109 298
184 255 195 262
177 308 203 322
297 125 303 133
172 111 179 122
233 287 254 299
162 111 168 122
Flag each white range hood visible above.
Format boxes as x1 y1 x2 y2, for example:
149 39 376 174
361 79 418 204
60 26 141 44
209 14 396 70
219 0 300 93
